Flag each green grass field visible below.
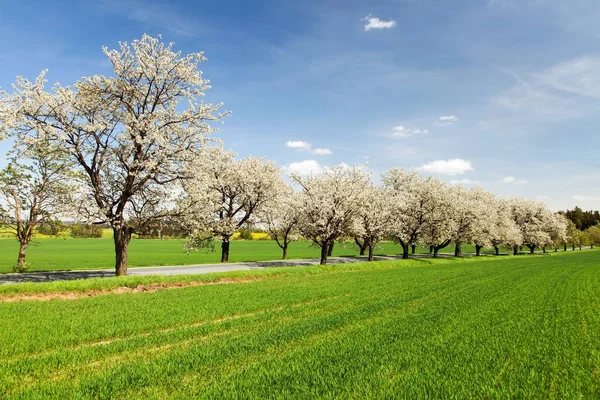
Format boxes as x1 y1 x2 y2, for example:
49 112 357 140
0 251 599 398
0 238 459 273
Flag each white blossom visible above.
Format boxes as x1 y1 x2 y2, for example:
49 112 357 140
2 34 227 275
183 146 283 262
291 165 370 265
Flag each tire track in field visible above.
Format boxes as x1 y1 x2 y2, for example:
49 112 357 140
1 292 354 365
5 293 359 395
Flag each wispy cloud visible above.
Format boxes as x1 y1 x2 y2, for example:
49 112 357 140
491 57 600 119
434 115 458 127
421 159 474 176
501 176 528 184
284 160 350 175
536 56 600 98
573 195 598 201
389 125 430 139
450 178 481 185
363 15 396 31
94 0 200 37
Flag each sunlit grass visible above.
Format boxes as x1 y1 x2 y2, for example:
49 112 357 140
0 238 465 273
0 251 598 398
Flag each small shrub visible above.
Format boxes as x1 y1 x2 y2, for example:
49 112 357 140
13 262 30 273
238 228 253 241
70 224 104 238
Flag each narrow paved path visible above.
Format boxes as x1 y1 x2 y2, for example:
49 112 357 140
1 248 590 284
0 255 412 284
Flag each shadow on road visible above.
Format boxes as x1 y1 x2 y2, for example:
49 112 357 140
0 270 113 284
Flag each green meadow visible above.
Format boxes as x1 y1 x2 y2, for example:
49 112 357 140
0 238 449 273
0 251 598 398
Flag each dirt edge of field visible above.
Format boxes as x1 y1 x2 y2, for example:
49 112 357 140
0 277 263 303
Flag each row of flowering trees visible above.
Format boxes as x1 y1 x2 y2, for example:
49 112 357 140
179 159 577 266
0 34 592 275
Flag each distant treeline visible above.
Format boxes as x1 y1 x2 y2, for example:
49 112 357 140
560 207 600 231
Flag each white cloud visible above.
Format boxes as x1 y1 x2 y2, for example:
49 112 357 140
285 160 324 175
363 15 396 31
573 195 598 201
286 140 332 155
390 126 430 139
421 159 474 176
501 176 528 184
450 179 481 186
440 115 458 122
435 115 458 127
286 140 311 150
312 148 333 155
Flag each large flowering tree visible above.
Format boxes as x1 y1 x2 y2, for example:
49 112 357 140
292 165 370 265
420 178 456 257
488 198 523 255
508 198 556 254
183 146 282 262
260 185 301 260
1 34 227 275
352 185 393 261
383 169 434 259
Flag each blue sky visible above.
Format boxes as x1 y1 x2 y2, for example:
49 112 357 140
1 0 599 210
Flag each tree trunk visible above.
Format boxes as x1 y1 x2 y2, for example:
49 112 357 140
564 244 567 252
221 238 230 263
454 244 462 257
494 245 499 256
433 247 439 258
355 238 367 256
15 240 29 271
113 227 132 276
527 244 535 254
513 246 518 256
579 244 582 250
368 244 374 261
320 243 328 265
572 244 575 251
429 245 433 254
282 244 288 260
542 247 546 253
591 244 594 249
476 245 483 257
327 241 334 257
399 240 409 259
411 244 416 254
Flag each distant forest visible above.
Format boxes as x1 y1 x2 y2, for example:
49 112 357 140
560 207 600 230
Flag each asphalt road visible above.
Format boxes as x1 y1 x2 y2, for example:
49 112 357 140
1 249 587 284
0 255 413 284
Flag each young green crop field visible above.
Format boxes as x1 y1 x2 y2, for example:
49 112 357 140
0 238 463 273
0 251 598 398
